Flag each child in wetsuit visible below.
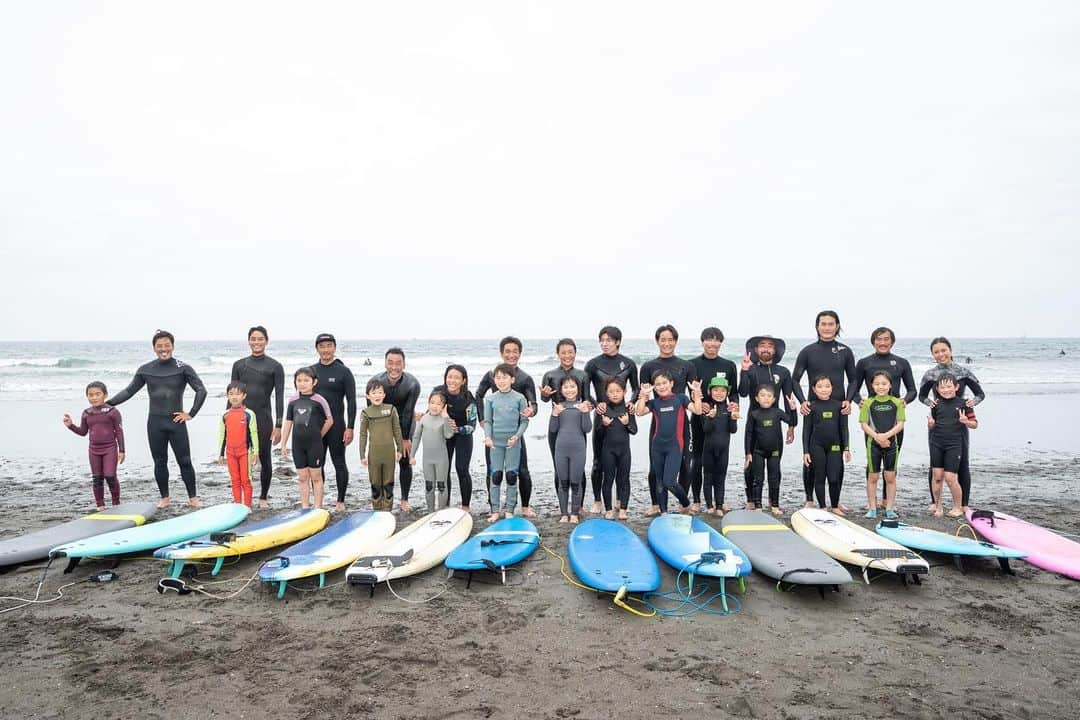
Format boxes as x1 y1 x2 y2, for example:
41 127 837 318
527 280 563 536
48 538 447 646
801 376 852 515
216 381 259 507
701 377 739 516
483 364 530 523
64 381 125 510
927 374 977 518
744 384 794 515
550 376 593 524
859 370 906 520
597 378 637 520
410 391 455 512
635 371 703 514
281 368 333 509
360 379 404 512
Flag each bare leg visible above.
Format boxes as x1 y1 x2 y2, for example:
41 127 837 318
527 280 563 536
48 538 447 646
312 469 325 509
883 471 897 510
298 469 312 509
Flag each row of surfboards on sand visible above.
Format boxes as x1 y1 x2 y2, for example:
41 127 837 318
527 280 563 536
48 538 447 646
0 500 1077 603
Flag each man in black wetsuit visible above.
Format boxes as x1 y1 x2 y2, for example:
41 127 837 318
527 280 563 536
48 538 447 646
584 326 639 514
639 325 698 515
369 347 421 512
230 326 284 508
689 327 739 512
738 335 797 510
312 333 357 512
791 311 857 509
541 338 593 506
108 330 207 508
847 326 916 504
476 336 538 517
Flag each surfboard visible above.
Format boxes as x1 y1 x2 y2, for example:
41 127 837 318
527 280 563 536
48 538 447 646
0 502 158 572
648 514 751 610
154 508 330 577
876 518 1027 574
444 516 539 585
966 509 1080 581
720 510 852 592
567 518 660 593
791 508 929 583
346 508 472 587
258 511 396 598
51 503 250 572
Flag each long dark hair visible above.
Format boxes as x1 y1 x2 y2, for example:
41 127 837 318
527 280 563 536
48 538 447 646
443 364 474 404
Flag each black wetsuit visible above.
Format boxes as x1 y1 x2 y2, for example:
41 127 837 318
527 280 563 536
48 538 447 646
689 353 739 504
313 359 357 503
639 356 697 504
700 405 737 509
598 404 637 511
477 367 537 506
919 363 985 505
745 407 789 509
584 353 639 503
370 371 421 503
929 397 976 479
109 357 208 499
792 340 856 509
230 354 285 501
738 360 797 503
802 398 849 509
847 351 916 500
541 365 591 494
433 384 478 507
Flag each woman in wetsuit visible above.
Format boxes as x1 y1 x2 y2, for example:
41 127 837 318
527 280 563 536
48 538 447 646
108 330 207 508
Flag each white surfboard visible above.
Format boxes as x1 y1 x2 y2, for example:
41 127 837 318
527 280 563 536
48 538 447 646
346 508 472 586
791 508 929 583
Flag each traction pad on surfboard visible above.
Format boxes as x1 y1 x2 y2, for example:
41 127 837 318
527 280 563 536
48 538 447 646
854 548 923 560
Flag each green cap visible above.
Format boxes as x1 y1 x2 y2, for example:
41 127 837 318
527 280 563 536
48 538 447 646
708 377 730 389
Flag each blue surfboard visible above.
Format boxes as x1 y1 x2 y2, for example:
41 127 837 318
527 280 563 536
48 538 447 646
648 514 752 579
568 519 660 593
876 519 1027 573
445 517 539 583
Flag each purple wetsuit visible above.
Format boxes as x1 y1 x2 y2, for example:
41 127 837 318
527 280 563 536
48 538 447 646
68 405 125 505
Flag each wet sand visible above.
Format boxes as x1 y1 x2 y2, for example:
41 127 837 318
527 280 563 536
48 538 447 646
1 448 1079 720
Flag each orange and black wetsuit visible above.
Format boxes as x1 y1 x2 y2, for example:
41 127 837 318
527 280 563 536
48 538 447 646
219 406 259 506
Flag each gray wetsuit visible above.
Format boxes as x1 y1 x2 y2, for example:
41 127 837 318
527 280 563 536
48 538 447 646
549 402 592 515
412 413 455 511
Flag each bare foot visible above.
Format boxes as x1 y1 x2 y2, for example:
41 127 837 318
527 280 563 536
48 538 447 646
716 508 724 518
157 497 171 509
559 516 569 524
771 507 783 517
804 500 815 508
301 504 311 510
604 510 614 519
722 503 730 512
946 508 964 518
257 499 269 509
96 505 106 512
618 510 628 520
461 505 471 513
745 502 755 510
504 511 514 519
188 497 202 508
837 503 849 513
400 500 412 513
487 513 499 523
570 515 580 524
830 506 846 517
679 505 692 515
932 508 944 518
644 506 660 517
927 503 938 513
521 507 538 518
334 502 345 513
591 501 603 514
690 503 701 513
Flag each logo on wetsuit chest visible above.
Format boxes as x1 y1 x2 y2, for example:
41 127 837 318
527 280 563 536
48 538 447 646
889 360 897 366
823 411 833 418
175 359 186 368
380 408 391 416
326 377 336 383
296 409 308 416
659 407 674 413
773 374 780 384
762 420 773 427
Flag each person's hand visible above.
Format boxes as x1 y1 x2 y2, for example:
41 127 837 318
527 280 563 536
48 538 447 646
929 398 939 409
803 453 811 467
640 383 653 398
785 427 795 445
927 416 935 429
619 413 630 426
859 397 869 408
507 435 518 448
414 411 424 423
552 403 564 417
117 452 125 464
875 434 891 448
799 401 811 416
271 428 281 446
729 403 741 420
707 406 717 418
601 414 613 426
689 379 702 394
700 401 711 415
395 452 402 462
843 450 852 463
741 353 752 372
360 456 368 466
217 455 225 465
840 400 851 416
521 405 535 418
343 429 354 446
958 409 976 427
965 398 976 409
252 456 259 467
402 440 412 455
575 402 591 413
62 414 73 427
448 418 458 432
595 402 608 415
744 454 752 469
440 406 449 418
484 438 494 449
173 412 192 423
540 385 555 398
281 447 290 460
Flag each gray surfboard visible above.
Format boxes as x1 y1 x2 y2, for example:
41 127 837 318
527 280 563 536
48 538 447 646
0 502 158 571
720 510 852 586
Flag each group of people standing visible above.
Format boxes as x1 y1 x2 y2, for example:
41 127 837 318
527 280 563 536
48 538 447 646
62 314 986 524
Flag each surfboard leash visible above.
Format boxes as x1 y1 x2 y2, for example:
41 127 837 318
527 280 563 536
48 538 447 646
539 543 656 618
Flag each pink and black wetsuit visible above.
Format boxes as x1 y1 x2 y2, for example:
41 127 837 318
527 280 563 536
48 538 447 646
67 405 125 506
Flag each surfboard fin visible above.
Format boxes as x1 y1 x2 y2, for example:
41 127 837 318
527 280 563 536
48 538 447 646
997 558 1015 576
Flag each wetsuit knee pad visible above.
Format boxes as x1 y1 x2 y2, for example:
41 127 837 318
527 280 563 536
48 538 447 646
491 471 504 486
425 481 434 492
505 472 518 486
370 484 382 500
92 476 105 488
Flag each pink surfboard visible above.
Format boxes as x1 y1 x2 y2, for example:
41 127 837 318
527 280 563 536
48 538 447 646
966 509 1080 581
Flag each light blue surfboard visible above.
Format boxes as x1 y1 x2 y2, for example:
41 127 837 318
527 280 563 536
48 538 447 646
445 517 539 584
648 514 752 578
876 519 1027 573
51 503 250 570
568 519 660 593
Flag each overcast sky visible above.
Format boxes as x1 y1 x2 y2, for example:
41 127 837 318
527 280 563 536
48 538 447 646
1 1 1077 341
